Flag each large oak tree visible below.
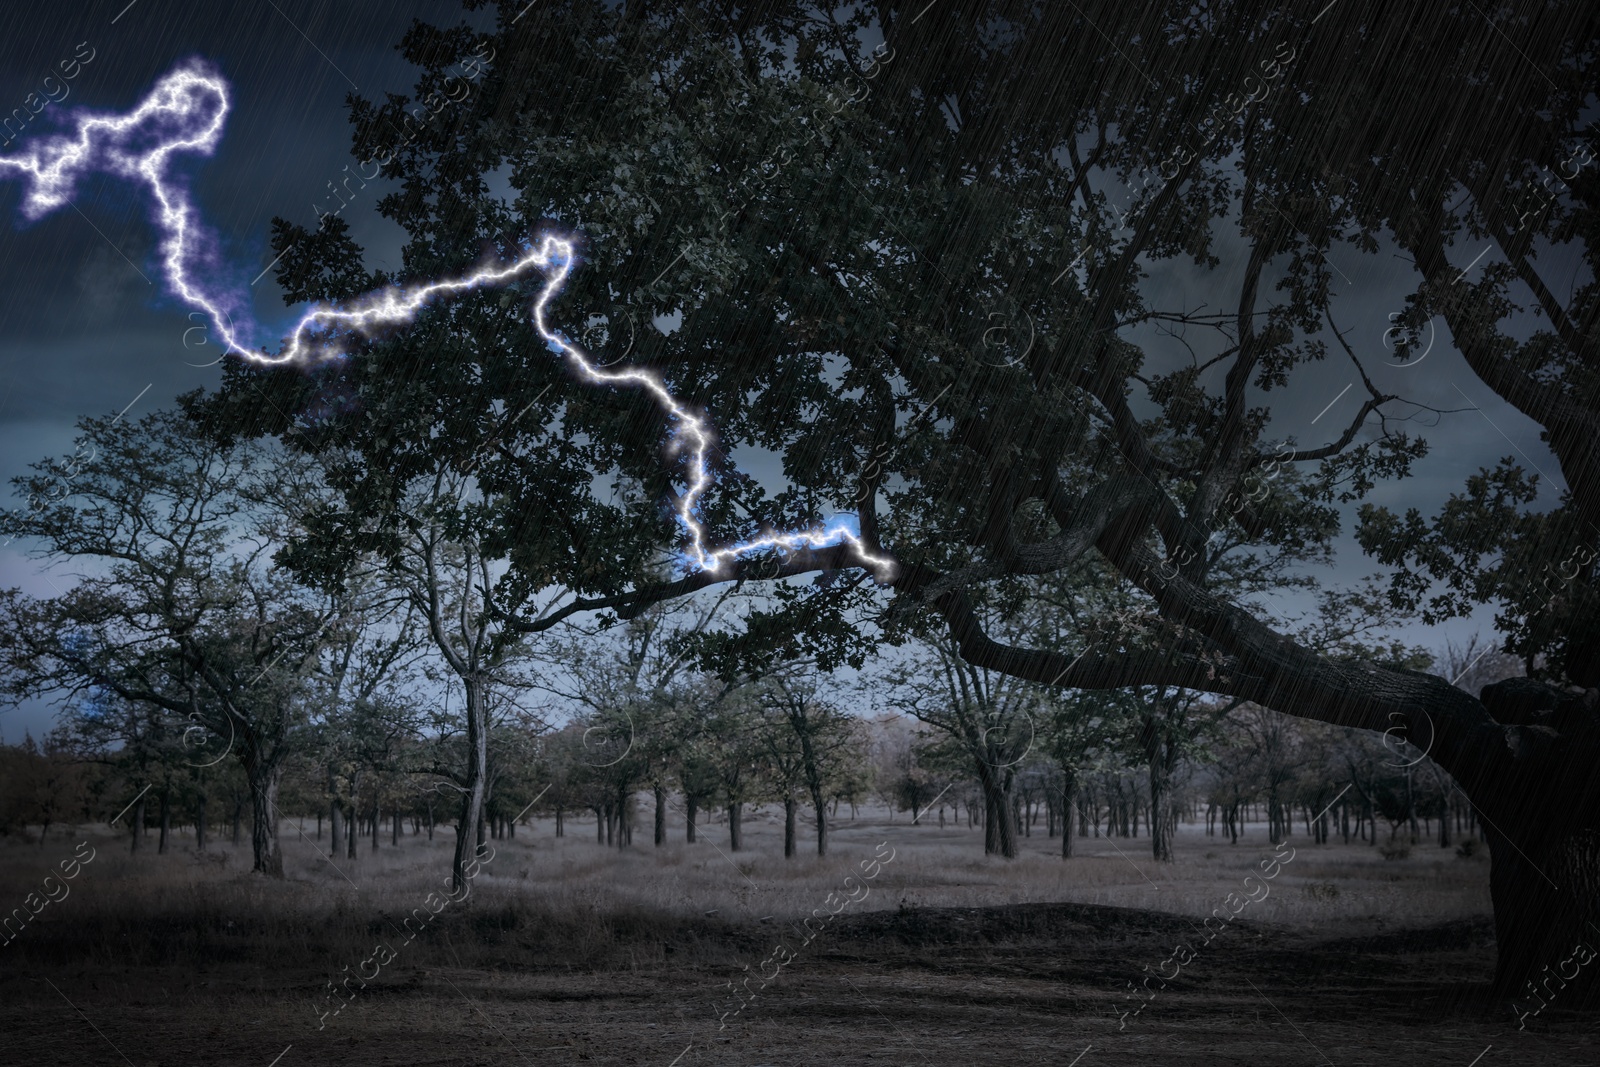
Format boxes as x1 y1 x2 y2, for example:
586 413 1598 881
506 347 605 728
214 0 1600 1000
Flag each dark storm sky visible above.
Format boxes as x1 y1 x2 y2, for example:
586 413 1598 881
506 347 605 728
0 1 1566 739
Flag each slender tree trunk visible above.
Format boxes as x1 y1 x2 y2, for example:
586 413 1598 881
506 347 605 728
129 794 145 854
393 804 401 845
783 795 797 858
615 788 631 850
1147 733 1177 864
728 803 743 851
685 794 698 843
346 784 359 861
654 784 666 846
158 788 171 855
1060 769 1076 859
809 783 828 857
452 677 489 894
196 794 207 852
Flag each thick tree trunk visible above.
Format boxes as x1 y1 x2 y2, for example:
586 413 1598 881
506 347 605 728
981 779 1018 858
654 785 666 846
1455 680 1600 1005
783 796 796 858
1489 825 1600 1007
728 803 743 851
330 797 343 853
685 794 698 843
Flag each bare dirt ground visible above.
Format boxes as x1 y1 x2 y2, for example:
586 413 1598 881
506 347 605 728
3 808 1595 1066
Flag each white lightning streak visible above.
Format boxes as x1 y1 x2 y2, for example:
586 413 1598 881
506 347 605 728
258 236 896 578
0 62 894 581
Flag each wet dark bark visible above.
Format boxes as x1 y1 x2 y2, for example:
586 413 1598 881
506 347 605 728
1473 680 1600 1004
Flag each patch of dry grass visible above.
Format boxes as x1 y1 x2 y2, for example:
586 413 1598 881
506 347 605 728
1 804 1490 973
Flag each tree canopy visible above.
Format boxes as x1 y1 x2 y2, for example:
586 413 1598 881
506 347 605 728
200 0 1600 996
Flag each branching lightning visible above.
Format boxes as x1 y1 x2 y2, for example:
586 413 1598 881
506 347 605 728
524 236 895 579
0 61 895 581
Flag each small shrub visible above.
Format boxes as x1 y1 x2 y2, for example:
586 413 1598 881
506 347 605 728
1378 843 1411 861
1455 839 1478 859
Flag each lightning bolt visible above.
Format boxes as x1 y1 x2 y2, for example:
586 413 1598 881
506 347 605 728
1 61 895 581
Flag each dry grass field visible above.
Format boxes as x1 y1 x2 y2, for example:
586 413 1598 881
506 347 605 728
3 805 1595 1066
